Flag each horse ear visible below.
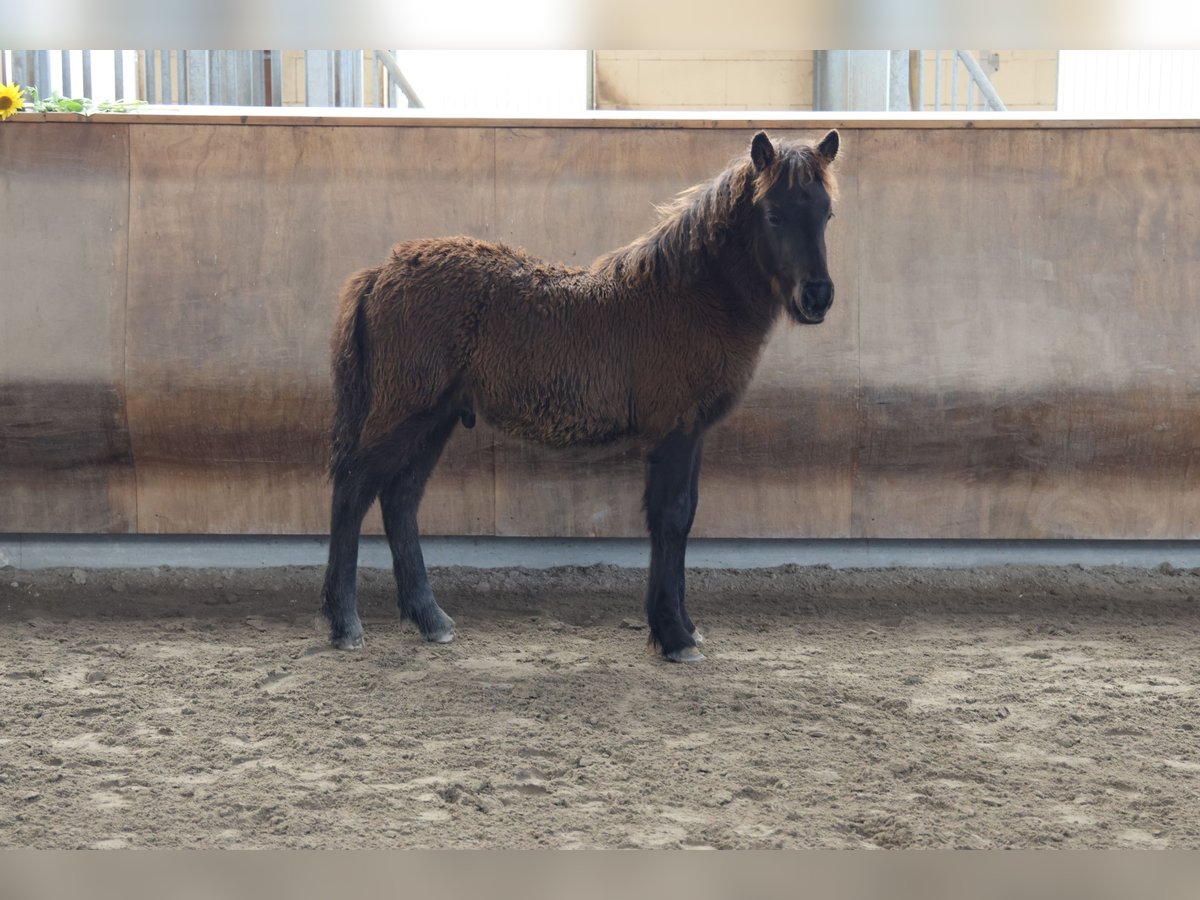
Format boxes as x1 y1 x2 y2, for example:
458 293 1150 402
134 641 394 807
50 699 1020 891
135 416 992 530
750 131 776 172
817 129 840 163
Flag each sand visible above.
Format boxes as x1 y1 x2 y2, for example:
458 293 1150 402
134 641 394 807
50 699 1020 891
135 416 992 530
2 563 1198 848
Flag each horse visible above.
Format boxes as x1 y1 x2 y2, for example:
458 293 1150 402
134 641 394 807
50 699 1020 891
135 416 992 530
321 129 840 662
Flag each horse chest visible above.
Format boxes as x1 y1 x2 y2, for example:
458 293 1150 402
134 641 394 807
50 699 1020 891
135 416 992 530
637 333 760 437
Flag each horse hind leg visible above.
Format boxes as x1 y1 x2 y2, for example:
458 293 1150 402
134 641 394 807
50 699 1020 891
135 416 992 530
321 464 382 649
643 428 705 662
379 412 459 643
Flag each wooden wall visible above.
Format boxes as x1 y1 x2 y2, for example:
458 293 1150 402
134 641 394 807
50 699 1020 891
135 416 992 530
3 114 1199 539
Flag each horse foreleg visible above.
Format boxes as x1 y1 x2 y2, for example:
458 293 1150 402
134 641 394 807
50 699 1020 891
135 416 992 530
380 415 458 643
678 436 705 645
644 429 704 662
321 466 381 649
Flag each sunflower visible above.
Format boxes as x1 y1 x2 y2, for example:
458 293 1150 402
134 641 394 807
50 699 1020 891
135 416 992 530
0 83 25 121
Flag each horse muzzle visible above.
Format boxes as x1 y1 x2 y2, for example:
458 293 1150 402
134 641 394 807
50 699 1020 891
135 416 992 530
790 279 834 325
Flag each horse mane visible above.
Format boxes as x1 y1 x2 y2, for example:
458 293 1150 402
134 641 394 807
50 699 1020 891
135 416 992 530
593 138 837 287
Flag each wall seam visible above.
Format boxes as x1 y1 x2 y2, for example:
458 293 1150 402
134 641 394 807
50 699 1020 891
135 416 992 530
122 123 139 535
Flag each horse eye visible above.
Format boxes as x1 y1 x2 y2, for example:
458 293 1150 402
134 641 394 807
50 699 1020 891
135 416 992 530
765 211 782 227
828 211 836 221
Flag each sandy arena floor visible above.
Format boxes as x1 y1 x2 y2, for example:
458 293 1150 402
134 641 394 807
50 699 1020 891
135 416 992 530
1 564 1198 848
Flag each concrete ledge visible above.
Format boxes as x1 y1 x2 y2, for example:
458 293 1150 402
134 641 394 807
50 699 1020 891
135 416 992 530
3 534 1200 571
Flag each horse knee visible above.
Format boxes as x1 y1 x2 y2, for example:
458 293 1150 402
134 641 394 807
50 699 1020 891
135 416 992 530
645 491 693 539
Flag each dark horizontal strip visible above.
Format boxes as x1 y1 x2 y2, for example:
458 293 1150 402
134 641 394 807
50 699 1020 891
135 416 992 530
4 381 1199 479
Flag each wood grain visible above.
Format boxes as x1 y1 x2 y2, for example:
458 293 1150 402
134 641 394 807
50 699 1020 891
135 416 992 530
5 120 1200 540
853 128 1200 538
124 124 497 534
0 123 135 533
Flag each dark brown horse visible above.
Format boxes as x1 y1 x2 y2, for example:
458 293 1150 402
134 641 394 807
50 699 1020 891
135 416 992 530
322 129 840 662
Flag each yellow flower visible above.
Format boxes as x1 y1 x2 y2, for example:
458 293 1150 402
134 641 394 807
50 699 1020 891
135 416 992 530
0 83 25 121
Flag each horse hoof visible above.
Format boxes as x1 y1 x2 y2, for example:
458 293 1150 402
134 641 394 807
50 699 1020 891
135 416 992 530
421 612 456 644
666 646 705 663
424 626 455 644
331 632 365 650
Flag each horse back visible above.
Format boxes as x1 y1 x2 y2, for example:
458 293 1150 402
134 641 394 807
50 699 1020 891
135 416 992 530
359 235 759 449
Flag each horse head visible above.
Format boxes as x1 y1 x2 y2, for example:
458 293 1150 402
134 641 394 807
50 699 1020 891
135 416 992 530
748 129 839 325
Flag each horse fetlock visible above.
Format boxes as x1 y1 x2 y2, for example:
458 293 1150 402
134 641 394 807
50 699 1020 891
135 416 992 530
666 645 706 663
649 622 702 662
424 624 455 644
332 632 366 651
328 616 365 650
407 603 456 643
422 613 456 643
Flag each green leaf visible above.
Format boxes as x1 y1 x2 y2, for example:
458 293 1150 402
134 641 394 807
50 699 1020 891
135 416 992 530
18 86 148 116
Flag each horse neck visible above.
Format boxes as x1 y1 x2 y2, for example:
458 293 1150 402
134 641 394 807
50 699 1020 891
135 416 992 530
669 181 783 334
671 232 785 341
713 241 785 332
602 202 782 338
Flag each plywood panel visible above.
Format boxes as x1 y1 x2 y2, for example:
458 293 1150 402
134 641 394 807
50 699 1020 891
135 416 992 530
853 128 1200 538
125 125 497 534
7 120 1200 541
491 126 859 537
716 127 860 539
0 123 135 533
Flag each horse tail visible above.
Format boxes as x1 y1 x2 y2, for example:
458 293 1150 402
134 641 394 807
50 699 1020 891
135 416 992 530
329 267 378 478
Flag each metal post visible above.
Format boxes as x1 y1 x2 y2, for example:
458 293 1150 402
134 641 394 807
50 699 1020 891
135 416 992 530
185 51 208 104
233 51 253 105
373 49 423 108
335 50 362 107
207 50 222 103
305 50 334 106
36 51 51 96
586 50 595 110
351 50 364 105
268 49 283 106
813 50 845 110
934 50 941 110
955 49 1006 111
814 50 890 111
142 51 156 103
82 50 92 98
212 50 237 104
60 50 72 96
114 50 125 100
12 51 30 88
161 49 173 103
888 49 909 111
849 51 890 110
250 51 264 105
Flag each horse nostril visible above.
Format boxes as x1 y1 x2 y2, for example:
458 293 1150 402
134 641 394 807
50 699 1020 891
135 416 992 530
804 281 834 314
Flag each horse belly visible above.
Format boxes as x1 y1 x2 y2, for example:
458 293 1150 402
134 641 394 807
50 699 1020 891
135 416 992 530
474 376 634 449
